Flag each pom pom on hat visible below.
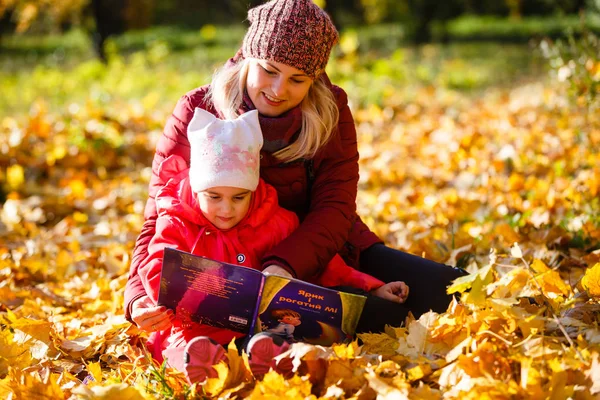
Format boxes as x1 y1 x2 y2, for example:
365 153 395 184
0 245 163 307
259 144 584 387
188 108 263 192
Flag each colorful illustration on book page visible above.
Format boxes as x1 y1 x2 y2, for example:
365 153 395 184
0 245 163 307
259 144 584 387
158 248 263 333
256 276 366 346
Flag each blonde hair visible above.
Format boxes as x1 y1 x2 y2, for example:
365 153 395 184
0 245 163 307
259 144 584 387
206 59 339 163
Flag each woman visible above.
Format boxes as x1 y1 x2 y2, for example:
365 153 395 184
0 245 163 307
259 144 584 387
125 0 465 336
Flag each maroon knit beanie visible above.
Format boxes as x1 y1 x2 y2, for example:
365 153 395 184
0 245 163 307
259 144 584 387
242 0 339 78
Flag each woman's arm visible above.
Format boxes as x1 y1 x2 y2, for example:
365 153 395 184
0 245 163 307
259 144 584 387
262 86 359 280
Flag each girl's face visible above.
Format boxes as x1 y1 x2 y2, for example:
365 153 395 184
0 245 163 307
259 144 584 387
197 187 252 230
246 59 313 117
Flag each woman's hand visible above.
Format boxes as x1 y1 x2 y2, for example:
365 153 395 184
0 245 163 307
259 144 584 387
371 281 410 304
131 295 174 332
263 264 293 278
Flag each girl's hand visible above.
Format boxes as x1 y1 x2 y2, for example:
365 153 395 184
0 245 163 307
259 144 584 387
263 264 293 278
371 281 410 304
131 295 175 332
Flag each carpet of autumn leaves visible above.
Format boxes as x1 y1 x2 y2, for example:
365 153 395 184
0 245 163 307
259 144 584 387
1 74 600 399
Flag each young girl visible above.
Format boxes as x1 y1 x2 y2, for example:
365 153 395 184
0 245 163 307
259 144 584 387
139 107 409 383
126 0 465 347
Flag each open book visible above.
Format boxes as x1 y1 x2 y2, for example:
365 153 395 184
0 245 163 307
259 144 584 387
157 248 366 346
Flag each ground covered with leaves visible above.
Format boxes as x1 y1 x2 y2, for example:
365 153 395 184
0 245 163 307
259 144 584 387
1 66 600 398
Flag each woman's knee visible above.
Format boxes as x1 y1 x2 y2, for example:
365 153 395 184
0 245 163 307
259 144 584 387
360 243 465 283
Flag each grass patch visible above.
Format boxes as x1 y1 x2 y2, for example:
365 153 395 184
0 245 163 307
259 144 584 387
0 24 548 115
444 14 600 42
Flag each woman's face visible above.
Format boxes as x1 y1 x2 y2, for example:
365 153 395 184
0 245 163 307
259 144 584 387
246 59 313 117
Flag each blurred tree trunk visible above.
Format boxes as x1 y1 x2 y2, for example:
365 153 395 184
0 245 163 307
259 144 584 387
408 0 463 44
506 0 522 18
0 8 16 46
91 0 125 62
324 0 345 30
123 0 154 29
324 0 365 30
412 0 436 44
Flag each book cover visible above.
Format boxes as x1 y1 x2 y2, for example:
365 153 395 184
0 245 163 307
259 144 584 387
158 248 366 345
256 275 366 345
158 248 264 333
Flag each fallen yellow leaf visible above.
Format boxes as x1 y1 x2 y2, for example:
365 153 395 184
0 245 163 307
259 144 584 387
582 263 600 298
6 164 24 189
70 383 147 399
357 332 399 356
406 363 432 381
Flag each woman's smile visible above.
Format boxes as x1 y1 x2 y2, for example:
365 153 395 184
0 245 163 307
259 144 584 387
263 93 285 105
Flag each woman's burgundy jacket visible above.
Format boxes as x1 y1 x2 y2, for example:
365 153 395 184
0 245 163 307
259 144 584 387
124 81 383 321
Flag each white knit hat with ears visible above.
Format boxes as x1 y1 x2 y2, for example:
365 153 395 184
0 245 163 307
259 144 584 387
187 108 263 192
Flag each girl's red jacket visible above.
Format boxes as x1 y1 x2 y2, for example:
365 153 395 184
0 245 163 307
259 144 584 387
140 155 383 349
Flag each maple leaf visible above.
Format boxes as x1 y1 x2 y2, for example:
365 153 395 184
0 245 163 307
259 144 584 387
202 362 230 397
517 356 546 399
486 267 530 299
70 383 148 399
364 369 410 399
324 358 369 394
396 312 452 359
1 368 66 400
10 317 53 346
410 382 443 399
405 363 432 382
357 332 399 356
249 372 314 399
510 242 523 258
587 353 600 395
332 341 360 359
86 361 103 385
447 263 493 295
221 339 252 389
582 263 600 298
0 377 13 399
275 341 332 375
530 259 572 298
445 336 472 363
0 328 33 376
6 165 25 190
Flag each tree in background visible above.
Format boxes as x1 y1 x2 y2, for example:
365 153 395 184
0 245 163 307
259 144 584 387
0 0 153 61
542 0 599 113
408 0 463 43
357 0 594 43
88 0 152 61
0 0 88 33
89 0 124 62
0 6 16 44
0 0 597 52
520 0 587 16
356 0 463 42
